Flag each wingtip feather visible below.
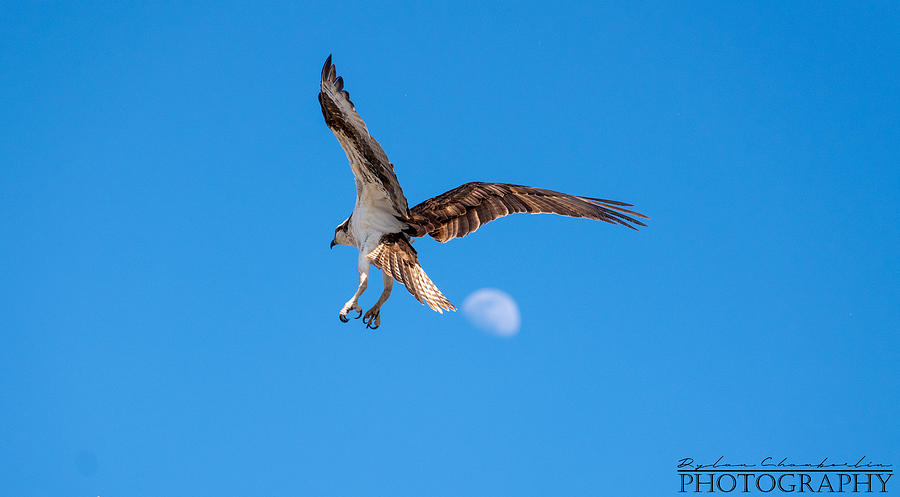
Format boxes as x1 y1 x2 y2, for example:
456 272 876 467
321 54 332 80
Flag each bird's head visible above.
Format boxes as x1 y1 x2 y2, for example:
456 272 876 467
331 218 353 249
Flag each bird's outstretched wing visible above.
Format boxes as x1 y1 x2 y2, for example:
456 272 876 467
407 182 649 243
319 55 409 215
366 234 455 313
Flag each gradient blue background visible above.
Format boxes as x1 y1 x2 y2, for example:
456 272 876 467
2 2 898 495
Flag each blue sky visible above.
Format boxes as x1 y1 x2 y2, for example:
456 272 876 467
1 1 898 495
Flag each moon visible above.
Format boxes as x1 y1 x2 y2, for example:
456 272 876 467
462 288 521 337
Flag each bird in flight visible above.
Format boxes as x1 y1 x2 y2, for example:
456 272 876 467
319 55 648 329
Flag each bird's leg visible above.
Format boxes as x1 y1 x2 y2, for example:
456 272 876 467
338 256 369 322
363 271 393 330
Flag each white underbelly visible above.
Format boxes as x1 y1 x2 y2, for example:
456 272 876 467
351 186 406 248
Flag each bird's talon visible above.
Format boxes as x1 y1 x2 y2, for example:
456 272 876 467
338 302 362 323
354 309 363 319
363 307 381 329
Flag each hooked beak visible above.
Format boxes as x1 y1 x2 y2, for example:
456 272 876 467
330 239 336 249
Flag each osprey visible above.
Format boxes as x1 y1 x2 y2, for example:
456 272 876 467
319 55 648 329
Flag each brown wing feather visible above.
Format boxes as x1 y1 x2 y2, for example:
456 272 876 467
366 234 456 313
318 55 409 215
407 182 649 242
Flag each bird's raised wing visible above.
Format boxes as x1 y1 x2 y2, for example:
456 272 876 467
318 55 409 215
366 234 455 313
407 182 649 243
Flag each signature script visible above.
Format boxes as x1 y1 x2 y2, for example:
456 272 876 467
678 456 892 471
